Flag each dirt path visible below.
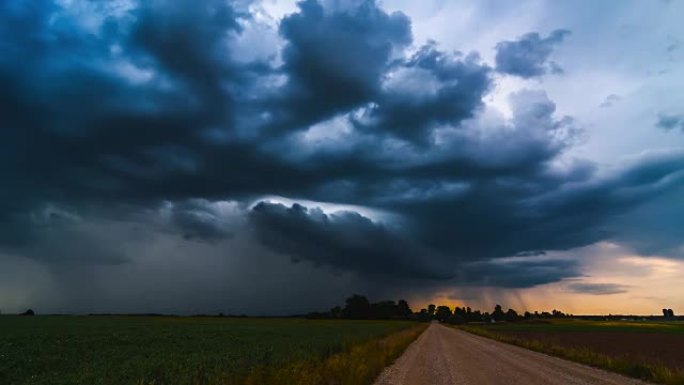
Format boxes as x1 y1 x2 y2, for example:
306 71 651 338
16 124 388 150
374 323 651 385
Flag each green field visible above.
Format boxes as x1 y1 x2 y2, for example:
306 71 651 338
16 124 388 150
459 319 684 385
0 316 423 385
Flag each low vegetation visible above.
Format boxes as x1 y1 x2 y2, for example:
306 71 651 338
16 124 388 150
0 315 424 385
459 319 684 385
243 323 426 385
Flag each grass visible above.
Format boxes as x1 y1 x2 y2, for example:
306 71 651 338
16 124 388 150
459 320 684 385
0 316 426 385
242 323 426 385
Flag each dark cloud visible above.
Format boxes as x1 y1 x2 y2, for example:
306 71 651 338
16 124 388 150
245 145 684 285
455 258 580 288
0 221 372 315
166 200 238 242
656 113 684 131
495 29 571 78
567 283 629 295
609 180 684 258
249 202 452 279
130 0 242 115
271 0 412 132
357 43 491 144
1 0 683 313
0 205 131 265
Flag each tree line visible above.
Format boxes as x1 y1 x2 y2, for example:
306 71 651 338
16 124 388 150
421 304 569 324
306 294 413 320
305 294 570 323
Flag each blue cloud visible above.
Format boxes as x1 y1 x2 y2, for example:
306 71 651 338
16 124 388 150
656 113 684 131
495 29 571 78
359 43 491 144
270 0 412 133
1 0 683 292
567 283 629 295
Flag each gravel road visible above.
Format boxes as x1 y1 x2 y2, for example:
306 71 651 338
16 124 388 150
374 323 651 385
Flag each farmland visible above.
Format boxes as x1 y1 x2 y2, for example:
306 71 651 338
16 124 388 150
459 319 684 385
0 316 425 385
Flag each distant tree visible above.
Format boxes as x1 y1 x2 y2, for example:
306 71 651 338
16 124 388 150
454 307 467 318
20 309 35 316
342 295 371 319
492 304 505 322
397 300 412 318
505 308 519 322
449 307 467 324
370 300 397 319
482 311 491 323
435 306 452 322
468 309 483 323
330 306 342 318
415 308 432 322
524 311 532 319
666 309 675 318
427 304 436 317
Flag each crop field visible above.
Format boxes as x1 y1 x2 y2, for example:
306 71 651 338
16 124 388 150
0 316 425 385
460 319 684 385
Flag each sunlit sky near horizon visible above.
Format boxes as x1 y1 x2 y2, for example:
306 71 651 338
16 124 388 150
1 0 683 315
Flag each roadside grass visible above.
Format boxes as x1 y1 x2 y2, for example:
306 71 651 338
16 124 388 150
242 323 427 385
0 316 426 385
459 323 684 385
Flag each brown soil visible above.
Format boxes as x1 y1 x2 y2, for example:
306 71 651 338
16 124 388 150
504 331 684 371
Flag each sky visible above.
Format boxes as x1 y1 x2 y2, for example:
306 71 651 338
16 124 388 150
1 0 683 315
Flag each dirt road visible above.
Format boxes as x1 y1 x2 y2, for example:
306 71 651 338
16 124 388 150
374 323 650 385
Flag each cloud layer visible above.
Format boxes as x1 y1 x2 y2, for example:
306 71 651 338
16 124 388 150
495 29 570 78
1 0 683 313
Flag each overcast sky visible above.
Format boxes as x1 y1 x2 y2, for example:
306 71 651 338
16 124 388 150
1 0 683 315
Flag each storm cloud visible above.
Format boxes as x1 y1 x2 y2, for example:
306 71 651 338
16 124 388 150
495 29 570 78
249 201 451 279
567 283 629 295
1 0 683 313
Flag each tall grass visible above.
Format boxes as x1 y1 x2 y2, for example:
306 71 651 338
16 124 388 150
459 325 684 385
241 323 426 385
